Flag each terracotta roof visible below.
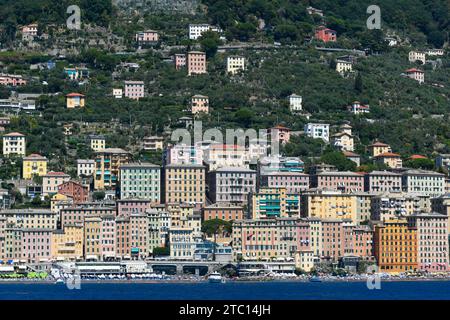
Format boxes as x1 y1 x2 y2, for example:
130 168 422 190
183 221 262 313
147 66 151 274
343 151 359 157
374 152 401 158
369 141 389 147
409 154 427 160
271 125 290 131
24 153 48 160
3 132 25 137
66 93 85 97
405 68 424 73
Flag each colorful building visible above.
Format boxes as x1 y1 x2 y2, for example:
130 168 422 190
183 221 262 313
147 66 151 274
124 81 145 100
66 93 85 109
164 164 206 207
22 154 48 179
374 219 418 273
51 224 84 261
301 190 358 222
119 163 161 202
94 148 131 190
42 172 71 197
314 26 337 42
311 171 364 193
250 187 300 219
187 51 207 76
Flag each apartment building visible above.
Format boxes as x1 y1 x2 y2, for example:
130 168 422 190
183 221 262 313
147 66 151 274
3 132 26 157
187 51 207 75
119 163 161 202
94 148 131 190
208 167 256 205
164 164 206 207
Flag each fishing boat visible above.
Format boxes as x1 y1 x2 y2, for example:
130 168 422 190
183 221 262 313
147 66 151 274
54 278 65 285
208 272 223 283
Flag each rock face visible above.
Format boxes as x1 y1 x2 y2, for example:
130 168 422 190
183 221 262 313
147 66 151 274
113 0 200 14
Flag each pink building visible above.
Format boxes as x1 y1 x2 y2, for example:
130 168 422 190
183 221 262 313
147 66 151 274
408 212 449 272
352 226 374 259
135 30 159 44
270 125 291 145
166 143 203 165
0 74 27 86
260 172 310 194
311 171 364 192
22 24 38 37
7 229 53 263
364 171 402 193
174 54 186 70
321 220 345 261
124 81 145 100
117 199 152 218
101 216 116 258
191 95 209 114
187 51 207 76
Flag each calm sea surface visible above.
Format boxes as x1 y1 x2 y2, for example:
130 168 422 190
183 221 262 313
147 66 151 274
1 281 450 300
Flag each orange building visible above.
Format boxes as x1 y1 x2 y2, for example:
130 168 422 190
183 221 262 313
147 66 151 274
314 26 337 42
374 219 418 273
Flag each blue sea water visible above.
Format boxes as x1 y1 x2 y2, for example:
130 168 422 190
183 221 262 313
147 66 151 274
1 281 450 300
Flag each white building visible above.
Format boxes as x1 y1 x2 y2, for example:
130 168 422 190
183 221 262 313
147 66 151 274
188 24 222 40
402 169 445 198
405 68 425 84
288 94 303 113
348 101 370 115
2 132 26 157
426 49 445 56
226 56 245 75
113 88 123 99
304 123 330 142
336 60 353 74
409 51 426 64
77 159 95 177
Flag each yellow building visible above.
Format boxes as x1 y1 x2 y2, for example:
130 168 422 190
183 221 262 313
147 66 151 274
164 164 206 207
374 152 403 169
94 148 131 190
0 209 58 229
301 191 358 222
22 154 48 179
50 193 74 213
66 93 85 109
250 187 300 219
88 135 106 152
374 219 418 273
51 224 84 261
369 141 391 157
84 217 102 259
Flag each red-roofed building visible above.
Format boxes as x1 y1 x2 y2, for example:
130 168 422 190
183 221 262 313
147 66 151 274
405 68 424 83
43 172 71 196
409 154 428 160
348 101 370 115
66 93 85 109
314 26 337 42
270 125 291 145
368 141 391 157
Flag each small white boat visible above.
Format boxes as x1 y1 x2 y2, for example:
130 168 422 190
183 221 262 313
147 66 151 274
208 272 223 283
55 278 65 285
